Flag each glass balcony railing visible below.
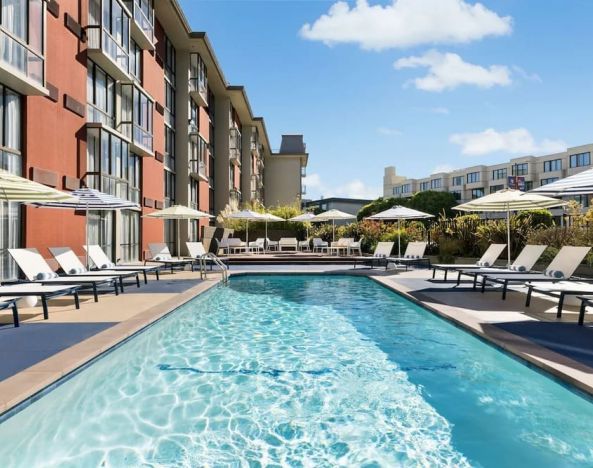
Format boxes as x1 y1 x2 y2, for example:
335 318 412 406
189 77 208 106
132 3 153 43
0 28 44 87
190 160 207 180
133 124 153 153
87 25 130 79
87 104 116 129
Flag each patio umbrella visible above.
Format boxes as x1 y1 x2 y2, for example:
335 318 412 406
366 205 434 258
530 167 593 196
260 213 285 251
288 212 316 238
225 209 266 252
0 169 78 203
33 187 139 268
453 189 566 266
145 205 213 259
311 209 356 242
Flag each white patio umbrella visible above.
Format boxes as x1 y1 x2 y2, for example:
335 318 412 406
530 167 593 196
225 209 266 252
33 187 138 268
453 189 566 266
288 212 316 238
0 169 78 203
366 205 434 258
145 205 213 259
260 212 285 251
311 209 356 242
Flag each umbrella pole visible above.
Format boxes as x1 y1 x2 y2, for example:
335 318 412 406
265 219 268 253
398 218 401 258
246 221 249 254
85 210 89 269
177 218 181 259
332 219 335 242
506 205 511 267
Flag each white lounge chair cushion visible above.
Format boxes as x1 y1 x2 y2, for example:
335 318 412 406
477 261 491 267
35 272 59 280
544 269 565 279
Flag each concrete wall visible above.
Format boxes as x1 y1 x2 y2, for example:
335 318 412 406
264 156 302 206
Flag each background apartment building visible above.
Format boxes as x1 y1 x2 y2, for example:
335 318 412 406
384 144 593 209
0 0 307 279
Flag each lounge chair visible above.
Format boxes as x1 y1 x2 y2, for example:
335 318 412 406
84 245 161 283
279 238 298 251
387 241 430 270
577 296 593 326
525 281 593 320
8 248 119 302
312 238 329 253
49 247 141 290
328 238 354 256
147 243 195 272
479 246 591 299
0 284 81 326
218 238 247 255
185 242 229 269
347 237 364 256
352 242 395 269
457 244 547 287
432 244 507 281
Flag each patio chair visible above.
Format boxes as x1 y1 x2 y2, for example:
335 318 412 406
479 246 591 300
186 242 229 266
279 238 298 251
456 244 547 287
84 245 161 283
147 243 195 272
298 238 311 252
352 242 394 269
266 238 279 251
387 241 430 270
8 248 119 302
431 244 507 281
328 238 354 256
218 238 247 255
49 247 141 290
524 281 593 320
312 238 329 253
347 237 364 256
248 238 265 254
577 295 593 326
0 284 81 327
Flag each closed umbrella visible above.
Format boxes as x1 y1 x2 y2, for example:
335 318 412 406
260 213 285 251
225 209 266 252
366 205 433 258
288 212 316 238
145 205 213 259
530 167 593 196
33 187 138 268
311 209 356 242
454 189 566 266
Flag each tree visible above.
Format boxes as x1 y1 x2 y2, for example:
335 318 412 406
408 191 457 217
357 197 406 221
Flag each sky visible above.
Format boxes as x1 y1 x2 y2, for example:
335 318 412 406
179 0 593 200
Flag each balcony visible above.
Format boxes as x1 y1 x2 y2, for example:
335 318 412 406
250 141 260 158
87 25 130 81
189 78 208 107
123 0 154 50
0 28 46 95
189 159 208 182
301 166 306 178
229 188 242 203
229 128 241 166
119 84 154 156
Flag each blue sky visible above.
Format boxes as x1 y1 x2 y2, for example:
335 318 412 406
179 0 593 200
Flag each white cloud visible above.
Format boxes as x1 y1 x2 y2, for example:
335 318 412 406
512 65 542 83
304 173 381 199
394 50 511 91
430 107 450 115
433 164 455 174
449 128 566 156
377 127 403 136
299 0 512 51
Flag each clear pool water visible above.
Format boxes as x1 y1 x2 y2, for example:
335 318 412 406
1 275 593 467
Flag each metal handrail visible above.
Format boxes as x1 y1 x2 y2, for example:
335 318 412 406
199 252 228 284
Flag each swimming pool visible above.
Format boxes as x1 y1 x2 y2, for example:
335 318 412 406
0 274 593 466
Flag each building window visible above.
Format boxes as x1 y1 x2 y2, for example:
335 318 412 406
471 188 484 199
0 85 22 280
430 178 442 189
189 53 208 104
524 181 533 191
450 191 461 201
129 39 142 83
120 209 139 262
0 0 45 85
164 35 175 82
569 152 591 168
467 172 480 184
419 181 429 191
401 184 410 194
87 59 116 128
570 195 590 208
490 184 504 193
512 163 528 176
189 134 208 177
393 186 401 195
164 168 176 253
540 177 559 186
543 159 562 172
88 0 130 75
120 83 153 153
189 99 199 132
492 168 507 180
452 176 464 186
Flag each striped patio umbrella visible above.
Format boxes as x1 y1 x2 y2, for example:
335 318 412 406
144 205 214 258
0 169 76 203
34 187 140 267
530 167 593 196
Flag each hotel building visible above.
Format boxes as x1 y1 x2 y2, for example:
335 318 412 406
384 143 593 206
0 0 308 280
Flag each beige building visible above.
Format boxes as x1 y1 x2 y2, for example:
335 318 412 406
264 135 309 207
384 143 593 209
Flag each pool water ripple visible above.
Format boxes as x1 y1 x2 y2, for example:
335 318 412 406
0 275 592 466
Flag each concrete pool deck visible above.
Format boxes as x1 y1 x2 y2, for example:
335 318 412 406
1 264 593 416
